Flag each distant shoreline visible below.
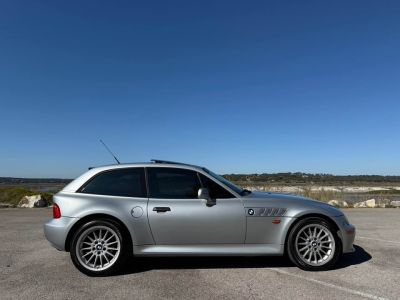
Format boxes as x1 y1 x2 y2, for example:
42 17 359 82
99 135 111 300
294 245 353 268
236 184 400 194
2 172 400 186
2 180 400 207
2 175 400 190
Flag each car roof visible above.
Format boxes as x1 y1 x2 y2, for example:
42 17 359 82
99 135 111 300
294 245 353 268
88 159 203 170
63 160 204 192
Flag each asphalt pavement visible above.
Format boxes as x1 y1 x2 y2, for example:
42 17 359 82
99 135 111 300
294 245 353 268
0 208 399 300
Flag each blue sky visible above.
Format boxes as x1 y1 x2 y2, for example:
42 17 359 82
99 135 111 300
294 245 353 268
1 0 399 178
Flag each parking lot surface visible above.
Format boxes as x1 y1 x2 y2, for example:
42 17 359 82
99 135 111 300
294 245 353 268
0 208 399 300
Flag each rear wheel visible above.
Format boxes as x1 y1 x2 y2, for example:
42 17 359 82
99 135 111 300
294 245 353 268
287 217 342 271
70 219 129 276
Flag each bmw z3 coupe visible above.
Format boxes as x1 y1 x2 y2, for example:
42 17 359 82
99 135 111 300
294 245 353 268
44 160 355 276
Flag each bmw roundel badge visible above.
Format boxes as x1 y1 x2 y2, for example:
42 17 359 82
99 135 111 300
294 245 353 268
248 209 254 215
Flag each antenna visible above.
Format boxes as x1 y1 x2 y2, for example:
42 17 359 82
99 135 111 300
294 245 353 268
100 139 121 164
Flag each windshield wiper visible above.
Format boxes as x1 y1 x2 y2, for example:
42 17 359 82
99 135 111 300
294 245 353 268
240 189 252 195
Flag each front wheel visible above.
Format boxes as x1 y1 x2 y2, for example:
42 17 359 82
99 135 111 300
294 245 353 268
287 217 342 271
70 219 129 276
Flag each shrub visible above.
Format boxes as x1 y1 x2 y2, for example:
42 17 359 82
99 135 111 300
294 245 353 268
0 188 54 207
299 185 344 203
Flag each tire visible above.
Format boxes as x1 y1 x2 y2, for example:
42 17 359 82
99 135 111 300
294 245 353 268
70 219 130 276
287 217 342 271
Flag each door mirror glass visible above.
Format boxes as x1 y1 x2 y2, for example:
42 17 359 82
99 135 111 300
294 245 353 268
198 188 215 205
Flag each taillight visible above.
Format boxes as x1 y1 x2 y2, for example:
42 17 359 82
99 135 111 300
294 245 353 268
53 203 61 219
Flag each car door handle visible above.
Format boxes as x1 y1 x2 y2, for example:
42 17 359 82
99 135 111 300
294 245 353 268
153 207 171 212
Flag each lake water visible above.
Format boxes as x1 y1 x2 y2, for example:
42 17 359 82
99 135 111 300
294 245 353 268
37 186 62 192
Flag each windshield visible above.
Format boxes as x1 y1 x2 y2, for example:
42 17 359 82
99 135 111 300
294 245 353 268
202 168 244 195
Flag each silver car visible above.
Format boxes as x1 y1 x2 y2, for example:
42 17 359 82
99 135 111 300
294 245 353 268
44 160 355 276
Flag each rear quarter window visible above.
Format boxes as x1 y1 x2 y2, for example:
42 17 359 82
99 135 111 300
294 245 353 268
79 168 146 198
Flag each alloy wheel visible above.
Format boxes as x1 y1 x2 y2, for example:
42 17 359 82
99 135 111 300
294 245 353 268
295 224 335 266
76 225 121 271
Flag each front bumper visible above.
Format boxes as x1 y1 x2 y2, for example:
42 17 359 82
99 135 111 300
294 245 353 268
43 217 78 251
333 216 356 253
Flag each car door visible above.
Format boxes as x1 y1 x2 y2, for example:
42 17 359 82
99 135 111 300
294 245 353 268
147 167 246 245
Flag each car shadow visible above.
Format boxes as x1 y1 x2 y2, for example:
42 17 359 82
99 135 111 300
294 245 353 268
331 244 371 270
118 244 370 275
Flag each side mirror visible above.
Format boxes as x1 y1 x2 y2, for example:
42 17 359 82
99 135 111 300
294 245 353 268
198 188 216 206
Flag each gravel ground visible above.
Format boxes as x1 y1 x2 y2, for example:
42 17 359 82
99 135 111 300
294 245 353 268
0 208 399 300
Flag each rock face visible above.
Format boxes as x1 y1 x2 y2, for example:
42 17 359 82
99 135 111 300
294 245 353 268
18 195 49 208
390 201 400 207
354 199 376 208
34 196 49 207
328 200 348 207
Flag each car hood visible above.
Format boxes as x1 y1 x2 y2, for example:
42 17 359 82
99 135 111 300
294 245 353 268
240 191 343 217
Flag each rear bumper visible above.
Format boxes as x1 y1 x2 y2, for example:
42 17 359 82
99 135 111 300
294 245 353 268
43 217 78 251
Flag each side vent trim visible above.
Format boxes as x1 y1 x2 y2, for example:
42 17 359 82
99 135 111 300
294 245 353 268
246 207 287 217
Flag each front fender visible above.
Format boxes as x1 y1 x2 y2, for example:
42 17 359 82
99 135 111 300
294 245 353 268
243 195 344 246
286 201 344 218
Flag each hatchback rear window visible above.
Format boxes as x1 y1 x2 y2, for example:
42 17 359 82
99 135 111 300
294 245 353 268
79 168 146 198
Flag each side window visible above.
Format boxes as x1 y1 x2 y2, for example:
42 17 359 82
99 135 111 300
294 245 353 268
79 168 146 198
199 173 235 199
147 168 201 199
